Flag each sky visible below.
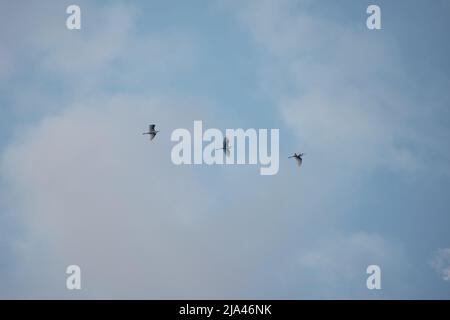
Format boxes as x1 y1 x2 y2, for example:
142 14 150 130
0 0 449 299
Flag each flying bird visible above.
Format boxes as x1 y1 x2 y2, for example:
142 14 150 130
143 124 159 141
288 153 305 167
217 136 231 156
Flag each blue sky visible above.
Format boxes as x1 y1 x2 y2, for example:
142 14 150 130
0 0 449 298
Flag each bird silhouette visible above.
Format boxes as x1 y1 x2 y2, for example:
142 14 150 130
216 136 231 157
288 152 305 167
143 124 159 141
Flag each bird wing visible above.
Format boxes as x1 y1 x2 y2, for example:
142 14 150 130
226 148 230 157
223 137 229 149
149 124 155 132
295 157 302 167
149 132 156 140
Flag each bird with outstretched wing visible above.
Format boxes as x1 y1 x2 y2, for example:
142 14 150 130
143 124 159 141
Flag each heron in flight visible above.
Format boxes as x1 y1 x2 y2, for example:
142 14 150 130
288 153 305 167
217 136 231 157
143 124 159 141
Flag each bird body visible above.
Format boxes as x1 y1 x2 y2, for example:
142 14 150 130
143 124 159 141
216 136 231 156
288 152 305 167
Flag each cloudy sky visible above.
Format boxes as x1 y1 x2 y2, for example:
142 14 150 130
0 0 449 299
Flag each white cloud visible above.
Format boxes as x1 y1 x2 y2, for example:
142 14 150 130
431 248 450 281
0 1 199 117
226 0 448 176
1 93 410 298
286 232 408 299
1 95 225 298
0 0 426 299
0 1 135 74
